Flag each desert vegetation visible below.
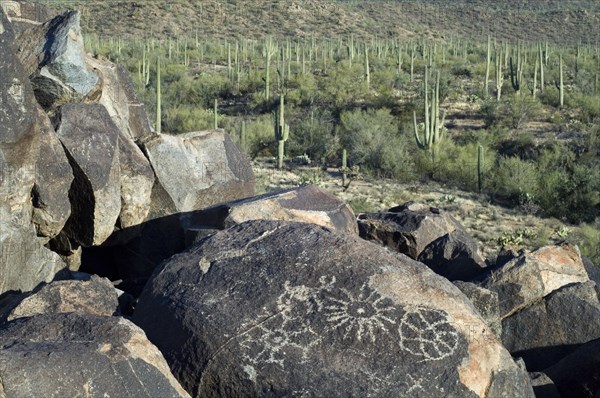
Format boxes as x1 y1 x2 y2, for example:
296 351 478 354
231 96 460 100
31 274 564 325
48 0 599 265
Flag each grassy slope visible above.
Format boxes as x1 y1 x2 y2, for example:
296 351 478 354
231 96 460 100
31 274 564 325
42 0 600 43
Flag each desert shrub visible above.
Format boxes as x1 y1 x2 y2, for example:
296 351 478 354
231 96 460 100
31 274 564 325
575 222 600 267
245 114 276 158
287 109 337 161
163 105 215 134
337 108 413 178
487 155 539 204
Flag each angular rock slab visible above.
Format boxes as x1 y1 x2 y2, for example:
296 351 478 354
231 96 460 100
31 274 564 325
14 10 99 108
0 8 41 226
358 202 486 280
141 130 255 214
502 281 600 371
55 103 121 246
0 221 66 296
133 220 533 398
86 56 153 141
482 243 589 317
183 184 359 237
32 105 73 239
2 275 119 323
0 313 190 398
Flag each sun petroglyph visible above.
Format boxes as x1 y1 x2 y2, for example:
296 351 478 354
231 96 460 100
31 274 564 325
398 307 459 362
317 282 401 343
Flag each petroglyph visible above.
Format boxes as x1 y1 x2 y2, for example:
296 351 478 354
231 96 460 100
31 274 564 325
317 281 401 343
399 307 459 362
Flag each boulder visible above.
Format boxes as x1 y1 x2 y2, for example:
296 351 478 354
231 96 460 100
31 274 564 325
140 130 255 214
0 8 40 227
0 313 190 397
544 337 600 398
54 103 121 246
482 243 589 318
182 185 358 237
501 281 600 371
2 1 53 33
86 56 153 141
116 129 155 229
453 281 501 339
358 202 486 280
1 275 118 323
134 220 534 397
0 221 66 296
418 228 487 280
14 10 99 109
31 105 73 239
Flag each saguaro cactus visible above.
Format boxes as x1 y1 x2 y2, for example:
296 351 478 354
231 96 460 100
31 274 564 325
275 94 289 169
414 67 446 164
495 49 504 101
156 57 161 134
477 144 485 193
484 36 491 97
263 37 277 100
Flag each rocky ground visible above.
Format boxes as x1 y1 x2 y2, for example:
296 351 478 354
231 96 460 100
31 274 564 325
253 159 575 262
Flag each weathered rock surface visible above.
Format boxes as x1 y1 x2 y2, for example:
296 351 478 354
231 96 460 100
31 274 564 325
1 275 118 323
544 337 600 398
0 8 40 227
0 313 190 397
358 202 486 280
453 281 501 339
134 220 533 398
502 281 600 371
182 185 358 237
31 106 73 239
87 56 153 141
55 103 121 246
14 10 99 109
0 222 66 296
482 243 589 318
141 130 255 214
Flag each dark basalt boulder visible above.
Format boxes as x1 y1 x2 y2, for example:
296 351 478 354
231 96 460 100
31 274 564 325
0 313 190 397
133 220 533 398
358 202 486 281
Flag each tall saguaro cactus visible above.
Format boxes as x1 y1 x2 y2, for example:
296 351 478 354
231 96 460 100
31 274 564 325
495 48 504 101
275 94 289 169
263 37 277 100
414 67 446 164
484 36 491 97
156 57 161 134
477 144 485 193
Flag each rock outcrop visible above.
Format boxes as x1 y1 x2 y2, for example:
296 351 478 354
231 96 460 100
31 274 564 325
55 103 122 247
0 313 190 397
134 220 533 398
358 202 487 280
182 185 359 242
141 130 255 214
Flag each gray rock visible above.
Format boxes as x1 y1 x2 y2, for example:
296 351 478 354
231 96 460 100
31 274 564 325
87 56 153 141
134 220 533 398
0 221 66 295
418 228 487 280
14 10 99 109
1 275 118 323
0 313 190 398
502 281 600 371
482 243 589 318
141 130 255 214
453 281 501 339
529 372 561 398
116 129 155 229
544 337 600 398
358 203 486 280
182 185 358 236
31 105 73 239
54 103 121 246
0 8 40 227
